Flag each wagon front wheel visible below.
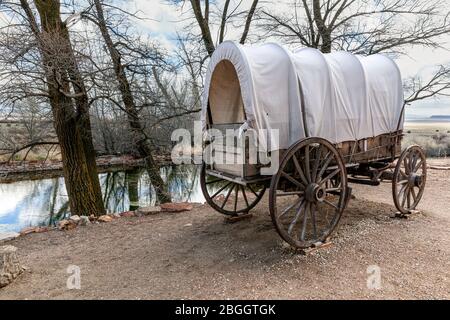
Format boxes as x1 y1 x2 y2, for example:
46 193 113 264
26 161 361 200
200 164 266 216
269 137 348 249
392 145 427 214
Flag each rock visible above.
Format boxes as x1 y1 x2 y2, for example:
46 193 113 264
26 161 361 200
0 245 24 288
120 211 135 218
160 202 193 212
69 215 81 224
19 227 36 236
19 227 49 236
111 213 121 219
137 206 161 215
79 216 91 226
0 232 20 243
58 219 77 231
89 214 97 222
98 215 114 223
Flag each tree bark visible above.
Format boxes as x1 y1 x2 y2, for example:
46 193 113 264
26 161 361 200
190 0 215 56
92 0 171 203
312 0 332 53
21 0 105 216
240 0 259 44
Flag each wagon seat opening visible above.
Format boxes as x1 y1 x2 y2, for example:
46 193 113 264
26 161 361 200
208 59 246 125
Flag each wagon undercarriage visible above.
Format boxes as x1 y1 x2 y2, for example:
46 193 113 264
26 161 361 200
200 133 427 249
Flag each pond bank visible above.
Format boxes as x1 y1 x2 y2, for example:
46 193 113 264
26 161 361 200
0 154 172 183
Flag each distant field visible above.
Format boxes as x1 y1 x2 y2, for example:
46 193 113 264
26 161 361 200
405 120 450 133
404 120 450 157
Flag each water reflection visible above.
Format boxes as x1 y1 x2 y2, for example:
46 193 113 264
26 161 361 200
0 165 204 233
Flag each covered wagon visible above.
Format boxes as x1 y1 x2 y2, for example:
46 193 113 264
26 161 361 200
200 41 427 249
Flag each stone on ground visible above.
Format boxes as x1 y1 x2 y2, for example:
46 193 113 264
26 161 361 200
58 219 77 231
0 232 20 243
69 215 81 224
160 202 193 212
98 215 114 223
0 245 24 288
137 206 161 215
79 216 91 226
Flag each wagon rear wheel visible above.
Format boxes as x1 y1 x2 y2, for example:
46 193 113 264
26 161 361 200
200 164 266 216
269 137 348 249
392 145 427 214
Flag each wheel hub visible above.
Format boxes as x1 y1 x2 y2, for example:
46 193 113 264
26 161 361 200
305 183 326 203
408 173 422 187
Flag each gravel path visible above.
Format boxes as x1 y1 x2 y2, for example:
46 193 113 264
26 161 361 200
0 160 449 299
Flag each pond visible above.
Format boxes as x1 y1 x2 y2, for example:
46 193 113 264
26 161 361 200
0 165 205 233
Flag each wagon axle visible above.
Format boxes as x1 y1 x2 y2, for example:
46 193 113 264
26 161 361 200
305 183 327 203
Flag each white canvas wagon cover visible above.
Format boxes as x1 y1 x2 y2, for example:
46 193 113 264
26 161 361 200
202 41 404 151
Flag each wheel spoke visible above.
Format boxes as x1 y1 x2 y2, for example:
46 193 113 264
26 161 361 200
323 199 339 210
221 184 234 209
233 185 238 212
206 179 223 185
400 169 408 178
403 158 409 174
292 155 308 186
411 187 417 202
316 152 333 182
312 146 322 183
300 203 310 241
310 203 318 238
413 160 423 172
279 197 304 218
281 171 305 189
211 182 231 199
407 188 411 208
325 187 342 193
304 145 311 183
287 200 306 235
247 184 259 197
319 168 340 186
240 185 249 207
276 191 304 197
397 183 408 197
411 153 418 172
401 186 408 208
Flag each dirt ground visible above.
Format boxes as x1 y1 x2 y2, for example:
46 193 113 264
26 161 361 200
0 160 449 300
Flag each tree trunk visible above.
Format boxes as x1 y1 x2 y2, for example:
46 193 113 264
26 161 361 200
190 0 215 56
93 0 171 203
22 0 105 216
59 26 105 210
312 0 332 53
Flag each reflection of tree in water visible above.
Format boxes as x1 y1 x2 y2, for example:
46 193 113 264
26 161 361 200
48 178 69 226
2 165 204 232
163 165 200 202
125 169 140 211
102 171 127 213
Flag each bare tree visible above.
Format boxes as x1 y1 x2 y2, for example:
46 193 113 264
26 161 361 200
171 0 260 56
0 0 106 216
260 0 450 54
74 0 171 203
260 0 450 103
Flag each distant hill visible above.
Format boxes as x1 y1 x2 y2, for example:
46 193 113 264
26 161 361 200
430 115 450 120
